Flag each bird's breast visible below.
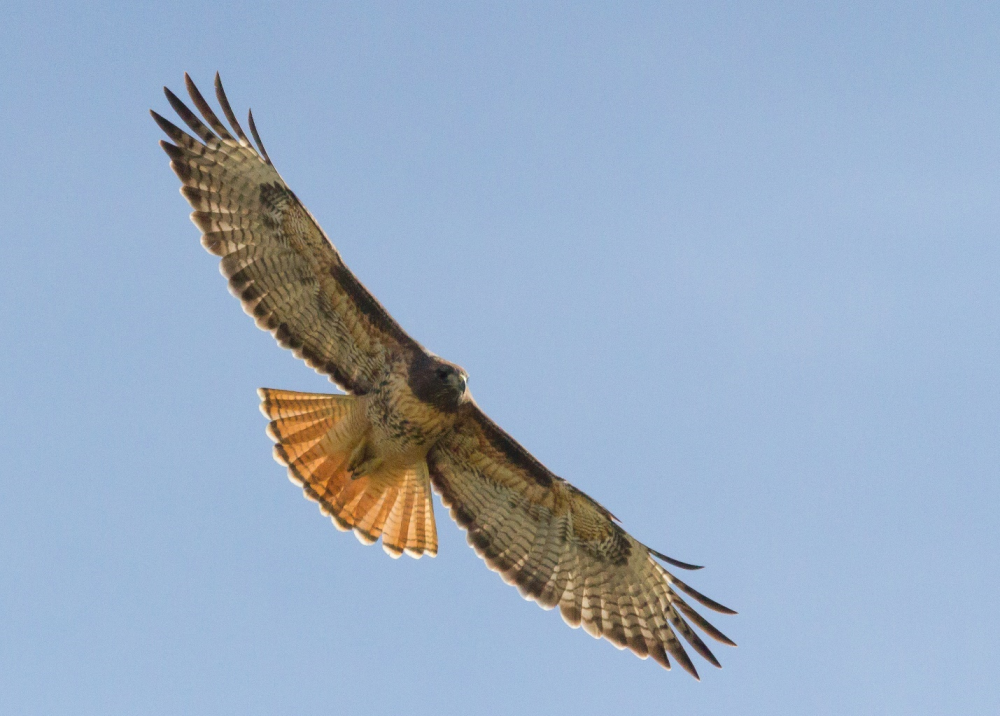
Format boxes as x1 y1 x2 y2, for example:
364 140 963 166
365 365 458 464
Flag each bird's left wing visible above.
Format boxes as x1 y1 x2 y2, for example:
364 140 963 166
427 403 736 678
152 74 421 395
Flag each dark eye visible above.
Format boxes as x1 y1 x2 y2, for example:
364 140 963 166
436 367 450 381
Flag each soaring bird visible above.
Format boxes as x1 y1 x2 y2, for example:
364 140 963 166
152 73 736 678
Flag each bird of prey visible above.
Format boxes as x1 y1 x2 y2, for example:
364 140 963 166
152 73 736 678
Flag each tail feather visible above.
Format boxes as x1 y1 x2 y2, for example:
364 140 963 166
381 462 437 558
266 413 338 445
259 388 353 419
352 482 399 544
258 387 438 558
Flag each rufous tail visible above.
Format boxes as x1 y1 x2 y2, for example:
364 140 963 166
258 388 438 558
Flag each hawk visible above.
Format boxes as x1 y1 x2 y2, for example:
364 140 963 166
152 74 736 678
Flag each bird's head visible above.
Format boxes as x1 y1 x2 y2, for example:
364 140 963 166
410 353 469 412
433 361 468 398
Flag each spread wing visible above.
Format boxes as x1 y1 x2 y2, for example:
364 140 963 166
427 403 737 678
152 73 420 394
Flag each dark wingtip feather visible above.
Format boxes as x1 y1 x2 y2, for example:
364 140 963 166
214 72 250 145
163 86 215 143
158 139 183 160
247 108 272 165
670 575 738 615
675 648 700 680
678 620 723 668
675 600 738 647
150 110 193 145
650 548 704 571
649 643 671 670
184 72 234 141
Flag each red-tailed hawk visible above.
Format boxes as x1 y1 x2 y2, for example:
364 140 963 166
152 74 736 678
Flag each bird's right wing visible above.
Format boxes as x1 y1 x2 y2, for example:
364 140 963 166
427 402 737 678
152 73 422 394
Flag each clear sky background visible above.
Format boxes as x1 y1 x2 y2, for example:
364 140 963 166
2 2 998 714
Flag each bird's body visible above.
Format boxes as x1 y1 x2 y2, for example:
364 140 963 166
347 354 467 473
153 73 736 678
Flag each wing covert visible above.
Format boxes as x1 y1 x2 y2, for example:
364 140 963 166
153 73 420 394
427 403 736 678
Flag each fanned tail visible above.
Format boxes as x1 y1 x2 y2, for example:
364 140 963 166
258 388 437 558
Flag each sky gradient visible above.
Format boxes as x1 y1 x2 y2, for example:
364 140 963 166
2 2 998 714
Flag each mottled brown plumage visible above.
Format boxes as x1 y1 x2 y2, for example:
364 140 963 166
154 73 736 678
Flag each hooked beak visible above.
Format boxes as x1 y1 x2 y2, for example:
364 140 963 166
447 372 468 396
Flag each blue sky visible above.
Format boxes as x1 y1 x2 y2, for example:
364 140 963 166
2 2 998 714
